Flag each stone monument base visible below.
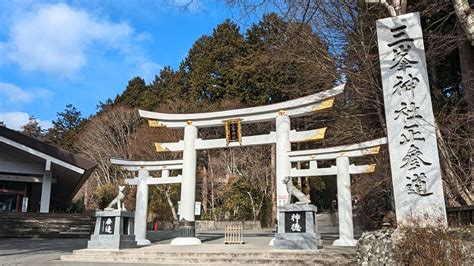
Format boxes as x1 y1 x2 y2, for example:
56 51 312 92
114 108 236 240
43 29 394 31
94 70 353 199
333 238 358 246
136 238 152 246
273 204 322 250
170 237 202 245
169 219 201 245
87 210 137 249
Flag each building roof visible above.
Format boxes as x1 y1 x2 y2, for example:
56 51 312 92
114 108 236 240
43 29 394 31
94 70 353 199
0 126 97 207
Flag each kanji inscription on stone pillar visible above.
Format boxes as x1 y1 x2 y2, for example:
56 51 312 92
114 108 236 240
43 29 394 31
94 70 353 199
377 12 447 227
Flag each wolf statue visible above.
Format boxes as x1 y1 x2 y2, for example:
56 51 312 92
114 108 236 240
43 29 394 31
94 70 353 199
283 176 311 205
105 185 126 211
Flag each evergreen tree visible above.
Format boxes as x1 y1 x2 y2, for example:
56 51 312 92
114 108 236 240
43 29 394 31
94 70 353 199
179 19 248 105
150 67 182 103
45 104 85 152
239 13 337 105
21 116 44 139
96 98 113 112
114 77 160 110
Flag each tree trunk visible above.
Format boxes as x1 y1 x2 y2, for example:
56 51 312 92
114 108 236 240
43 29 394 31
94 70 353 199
164 186 178 221
247 191 257 222
201 165 208 214
458 39 474 111
453 0 474 45
304 177 310 196
207 151 217 220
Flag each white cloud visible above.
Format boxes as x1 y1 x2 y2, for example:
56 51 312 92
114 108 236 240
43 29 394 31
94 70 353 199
1 3 133 77
0 111 51 131
0 82 52 104
139 61 163 83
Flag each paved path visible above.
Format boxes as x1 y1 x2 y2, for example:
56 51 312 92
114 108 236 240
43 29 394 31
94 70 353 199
0 238 88 265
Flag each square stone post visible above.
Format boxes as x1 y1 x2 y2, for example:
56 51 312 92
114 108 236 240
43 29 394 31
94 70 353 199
333 156 357 246
40 160 52 213
134 169 151 245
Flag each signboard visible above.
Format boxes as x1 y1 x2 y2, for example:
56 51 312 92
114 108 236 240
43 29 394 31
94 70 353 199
285 211 306 233
376 12 447 226
177 201 201 216
21 197 28 212
194 201 201 216
224 119 242 145
99 217 115 234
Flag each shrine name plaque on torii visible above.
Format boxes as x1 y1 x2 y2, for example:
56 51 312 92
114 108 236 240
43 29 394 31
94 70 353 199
139 84 345 245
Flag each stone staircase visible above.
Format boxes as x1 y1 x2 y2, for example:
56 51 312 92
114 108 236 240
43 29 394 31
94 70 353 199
0 212 94 238
61 245 356 265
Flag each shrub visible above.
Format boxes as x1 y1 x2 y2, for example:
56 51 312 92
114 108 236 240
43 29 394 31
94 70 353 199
94 182 119 210
392 227 467 265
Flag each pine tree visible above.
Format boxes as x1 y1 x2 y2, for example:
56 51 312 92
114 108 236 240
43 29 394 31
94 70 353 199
179 19 248 106
21 116 44 139
114 77 160 110
150 67 182 104
239 13 337 105
45 104 85 152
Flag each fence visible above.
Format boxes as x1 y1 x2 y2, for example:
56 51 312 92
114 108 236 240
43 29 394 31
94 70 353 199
224 225 244 244
447 205 473 226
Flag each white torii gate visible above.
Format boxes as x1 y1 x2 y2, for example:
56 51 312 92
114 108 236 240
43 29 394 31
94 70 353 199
110 158 183 245
139 85 345 245
288 137 387 246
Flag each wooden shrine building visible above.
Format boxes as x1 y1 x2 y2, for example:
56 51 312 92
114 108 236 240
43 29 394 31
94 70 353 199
0 126 96 213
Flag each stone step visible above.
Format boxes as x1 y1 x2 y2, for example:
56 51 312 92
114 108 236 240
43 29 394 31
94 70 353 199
0 216 93 221
0 223 93 229
72 249 354 259
62 247 356 265
0 228 92 233
61 253 355 265
0 213 94 238
0 219 94 224
0 225 92 231
0 232 90 238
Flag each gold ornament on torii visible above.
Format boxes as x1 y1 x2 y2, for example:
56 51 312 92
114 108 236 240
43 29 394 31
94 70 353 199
223 118 242 146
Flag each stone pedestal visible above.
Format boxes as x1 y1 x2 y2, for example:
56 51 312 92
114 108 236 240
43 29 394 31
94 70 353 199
273 204 322 250
170 219 201 245
87 210 137 249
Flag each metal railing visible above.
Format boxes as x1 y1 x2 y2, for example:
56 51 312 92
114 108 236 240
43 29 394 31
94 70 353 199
224 225 244 244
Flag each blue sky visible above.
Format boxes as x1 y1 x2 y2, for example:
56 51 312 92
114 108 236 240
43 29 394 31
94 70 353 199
0 0 254 130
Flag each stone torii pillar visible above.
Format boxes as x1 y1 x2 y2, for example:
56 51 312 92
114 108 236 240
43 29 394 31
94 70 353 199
276 114 291 207
110 158 183 246
288 137 387 246
335 156 356 246
135 169 150 246
172 123 201 245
